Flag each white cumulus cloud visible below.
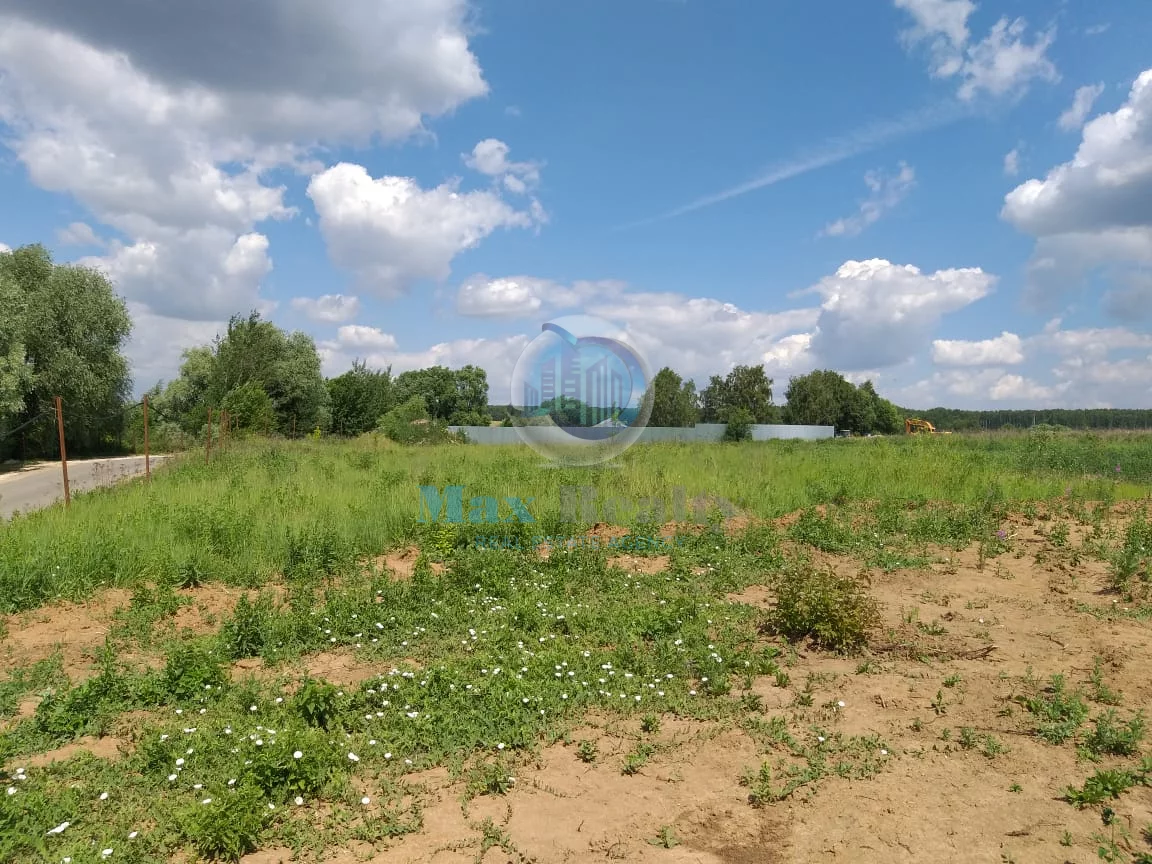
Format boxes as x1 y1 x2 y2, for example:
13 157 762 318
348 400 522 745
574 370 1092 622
331 325 398 352
457 275 547 317
805 258 996 369
79 229 274 321
0 0 493 383
1002 68 1152 308
290 294 361 323
56 221 103 247
307 163 545 298
932 332 1024 365
463 139 541 195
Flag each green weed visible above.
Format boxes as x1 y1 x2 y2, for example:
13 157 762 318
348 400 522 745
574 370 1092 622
766 564 880 653
1024 674 1090 744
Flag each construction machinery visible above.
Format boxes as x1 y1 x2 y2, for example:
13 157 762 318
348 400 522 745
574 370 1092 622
905 417 937 435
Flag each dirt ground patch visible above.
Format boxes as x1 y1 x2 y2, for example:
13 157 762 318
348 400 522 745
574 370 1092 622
7 735 124 770
5 508 1152 863
356 517 1152 863
300 650 389 687
0 588 132 678
606 553 670 574
231 650 417 688
379 723 785 864
170 584 273 634
370 547 446 581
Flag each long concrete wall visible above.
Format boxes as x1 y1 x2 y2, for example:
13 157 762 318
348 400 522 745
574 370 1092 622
449 424 835 444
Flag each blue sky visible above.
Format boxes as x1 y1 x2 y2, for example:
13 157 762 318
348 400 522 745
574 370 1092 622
0 0 1150 408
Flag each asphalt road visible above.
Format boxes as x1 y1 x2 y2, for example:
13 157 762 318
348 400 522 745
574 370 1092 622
0 455 171 519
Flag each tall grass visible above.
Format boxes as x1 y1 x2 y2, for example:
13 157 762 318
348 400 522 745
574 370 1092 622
0 432 1148 615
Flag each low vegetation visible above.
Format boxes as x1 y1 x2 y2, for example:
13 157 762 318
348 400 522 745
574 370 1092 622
0 432 1149 862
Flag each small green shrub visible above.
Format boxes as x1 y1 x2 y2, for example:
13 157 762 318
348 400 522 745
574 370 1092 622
767 565 881 653
722 408 754 442
244 727 335 800
283 522 352 582
163 643 227 702
1025 674 1090 745
180 783 268 861
378 396 462 445
220 593 277 660
640 714 661 734
576 740 598 763
294 678 340 730
1109 513 1152 599
1083 710 1145 757
467 759 515 796
1065 769 1140 808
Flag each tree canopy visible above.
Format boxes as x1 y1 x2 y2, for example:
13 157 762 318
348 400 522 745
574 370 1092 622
648 367 699 427
328 360 393 436
148 312 328 438
0 244 132 458
393 365 490 426
699 364 779 424
782 370 902 435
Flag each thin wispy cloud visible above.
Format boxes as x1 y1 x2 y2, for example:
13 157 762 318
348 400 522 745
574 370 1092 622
618 101 969 229
820 162 916 238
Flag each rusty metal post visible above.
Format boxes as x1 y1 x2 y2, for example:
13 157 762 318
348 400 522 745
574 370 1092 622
143 395 151 481
54 396 70 508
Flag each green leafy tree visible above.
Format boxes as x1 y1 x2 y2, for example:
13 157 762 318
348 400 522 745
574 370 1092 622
533 396 592 427
327 360 393 436
0 256 31 419
0 244 132 457
270 331 330 433
149 312 329 438
722 407 754 441
448 410 490 427
453 365 490 420
648 367 698 427
393 367 460 421
859 381 903 434
391 365 490 424
377 395 458 444
161 347 215 432
699 375 726 423
379 395 430 443
205 313 329 434
699 364 777 423
783 371 902 435
222 381 277 433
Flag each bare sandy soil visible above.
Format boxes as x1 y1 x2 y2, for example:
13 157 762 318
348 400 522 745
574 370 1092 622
3 511 1150 864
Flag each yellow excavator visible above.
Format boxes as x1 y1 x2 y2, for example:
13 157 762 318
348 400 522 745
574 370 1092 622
905 417 938 435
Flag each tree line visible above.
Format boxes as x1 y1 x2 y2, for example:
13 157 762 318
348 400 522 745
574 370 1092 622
900 407 1152 432
642 365 906 434
139 316 491 447
4 241 1151 460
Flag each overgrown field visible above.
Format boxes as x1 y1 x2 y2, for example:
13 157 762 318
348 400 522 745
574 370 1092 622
1 433 1151 864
